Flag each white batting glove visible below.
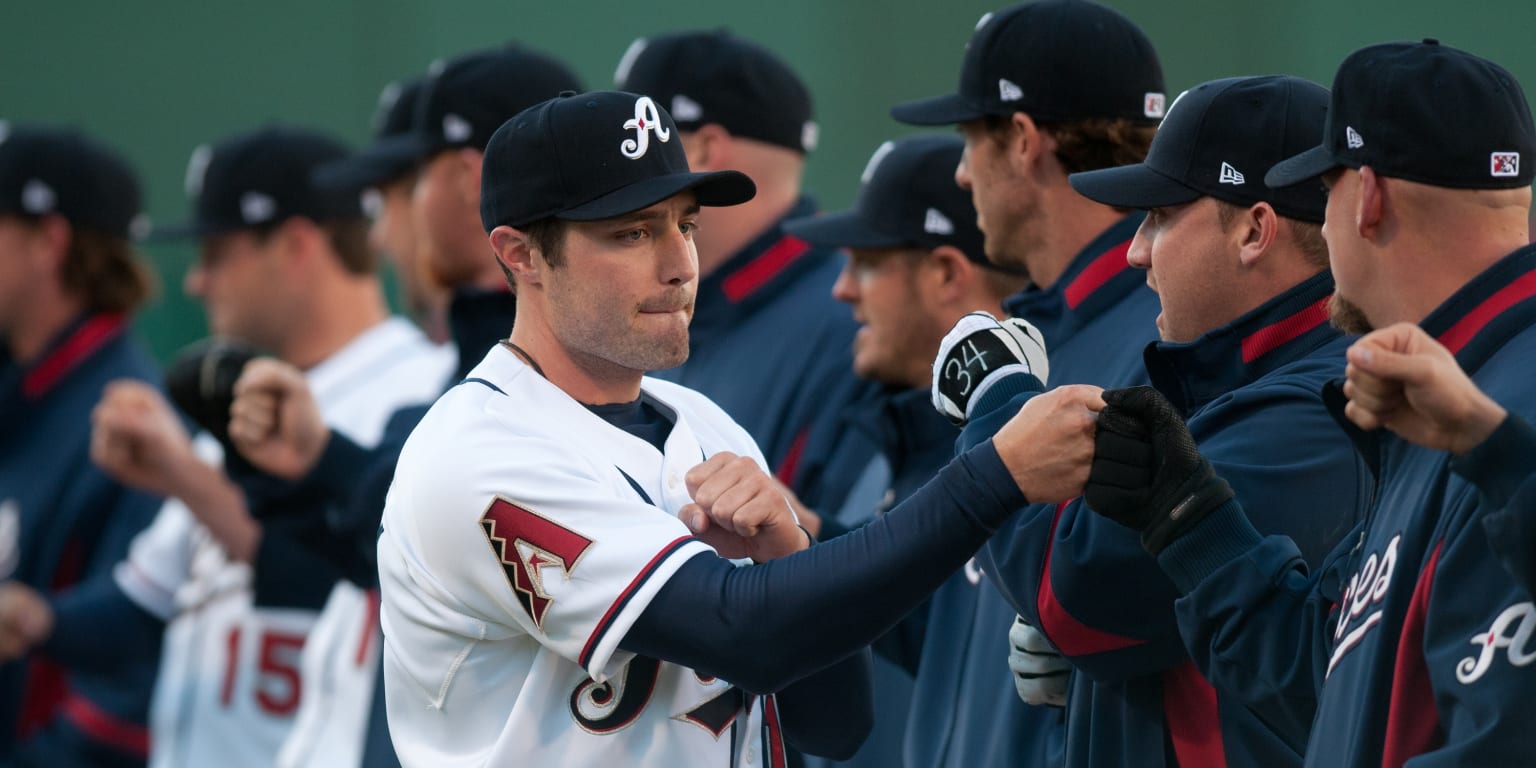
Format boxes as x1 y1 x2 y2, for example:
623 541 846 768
1008 616 1070 708
931 312 1050 426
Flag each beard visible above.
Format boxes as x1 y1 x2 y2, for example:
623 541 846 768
1329 293 1375 335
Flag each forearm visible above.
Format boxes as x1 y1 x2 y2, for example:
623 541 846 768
774 650 874 759
621 441 1025 694
169 458 262 562
1452 414 1536 508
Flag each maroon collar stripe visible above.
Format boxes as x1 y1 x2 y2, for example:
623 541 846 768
722 236 811 303
1241 296 1330 364
1062 239 1133 310
22 313 127 399
1437 269 1536 355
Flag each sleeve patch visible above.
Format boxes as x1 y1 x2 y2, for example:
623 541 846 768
480 498 594 631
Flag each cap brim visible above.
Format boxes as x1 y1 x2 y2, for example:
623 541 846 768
890 93 988 126
313 139 427 192
1069 164 1202 210
140 220 228 242
782 211 909 249
1264 145 1339 188
315 133 436 192
556 170 756 223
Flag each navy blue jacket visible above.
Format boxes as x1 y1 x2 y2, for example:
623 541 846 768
1457 415 1536 597
914 214 1153 768
650 198 882 514
1163 245 1536 767
974 272 1367 766
0 314 162 767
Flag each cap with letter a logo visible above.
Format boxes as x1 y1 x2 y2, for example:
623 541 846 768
479 91 757 231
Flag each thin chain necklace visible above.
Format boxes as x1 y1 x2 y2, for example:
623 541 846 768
500 339 546 379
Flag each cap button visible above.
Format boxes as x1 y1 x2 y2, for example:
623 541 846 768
1422 38 1440 45
559 90 578 98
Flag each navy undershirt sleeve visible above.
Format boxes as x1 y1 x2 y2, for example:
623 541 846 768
620 440 1024 694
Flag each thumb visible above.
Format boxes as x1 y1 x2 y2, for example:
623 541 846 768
678 504 709 535
1347 343 1435 387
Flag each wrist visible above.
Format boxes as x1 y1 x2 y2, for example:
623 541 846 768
1451 396 1509 456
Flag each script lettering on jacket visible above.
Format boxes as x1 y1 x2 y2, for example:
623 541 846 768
1456 601 1536 684
1328 534 1400 677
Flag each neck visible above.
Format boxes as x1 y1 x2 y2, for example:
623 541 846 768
280 276 391 370
694 181 799 278
508 307 643 404
1373 208 1529 327
7 286 83 363
1027 191 1126 290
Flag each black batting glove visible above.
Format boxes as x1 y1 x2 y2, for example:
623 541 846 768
1084 386 1234 556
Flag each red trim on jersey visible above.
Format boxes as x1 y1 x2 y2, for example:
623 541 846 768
1437 269 1536 354
356 589 381 666
1164 660 1227 767
1063 240 1133 310
722 236 811 303
1241 296 1330 364
61 693 150 758
22 313 127 398
18 540 87 737
763 694 788 768
1381 541 1445 767
773 427 811 487
579 536 696 670
1037 500 1147 655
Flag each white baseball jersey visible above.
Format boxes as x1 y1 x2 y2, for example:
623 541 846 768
378 345 788 768
115 317 452 768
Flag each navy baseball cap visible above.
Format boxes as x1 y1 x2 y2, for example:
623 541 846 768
783 134 988 261
358 46 586 174
313 76 429 192
156 126 363 239
1070 76 1330 223
891 0 1166 126
480 91 756 230
0 122 146 239
1267 39 1536 190
615 30 818 153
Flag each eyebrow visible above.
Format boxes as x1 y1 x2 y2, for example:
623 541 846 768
612 202 702 226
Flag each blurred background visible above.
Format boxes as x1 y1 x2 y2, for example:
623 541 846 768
5 0 1533 363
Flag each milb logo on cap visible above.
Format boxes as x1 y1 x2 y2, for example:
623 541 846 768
1491 151 1520 177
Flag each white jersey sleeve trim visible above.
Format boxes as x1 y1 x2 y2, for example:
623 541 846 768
578 538 713 681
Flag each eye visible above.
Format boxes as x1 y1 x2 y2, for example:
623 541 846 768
679 220 699 236
618 228 647 243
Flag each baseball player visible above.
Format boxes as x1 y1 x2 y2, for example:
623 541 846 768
0 124 161 767
74 126 452 768
950 75 1369 766
615 31 884 524
1085 39 1536 766
1343 322 1536 597
377 89 1103 767
888 1 1165 763
780 134 1043 768
224 46 584 768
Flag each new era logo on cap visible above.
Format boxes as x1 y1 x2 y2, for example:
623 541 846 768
1346 126 1365 149
671 95 704 122
443 114 474 143
20 180 55 214
1219 162 1246 185
999 79 1023 102
239 192 277 224
924 207 954 235
1492 151 1520 177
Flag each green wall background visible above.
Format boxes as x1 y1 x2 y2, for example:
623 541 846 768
4 0 1533 364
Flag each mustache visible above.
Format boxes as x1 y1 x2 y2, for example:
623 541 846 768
638 292 694 313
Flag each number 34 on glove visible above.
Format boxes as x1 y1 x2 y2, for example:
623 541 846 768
931 312 1050 426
